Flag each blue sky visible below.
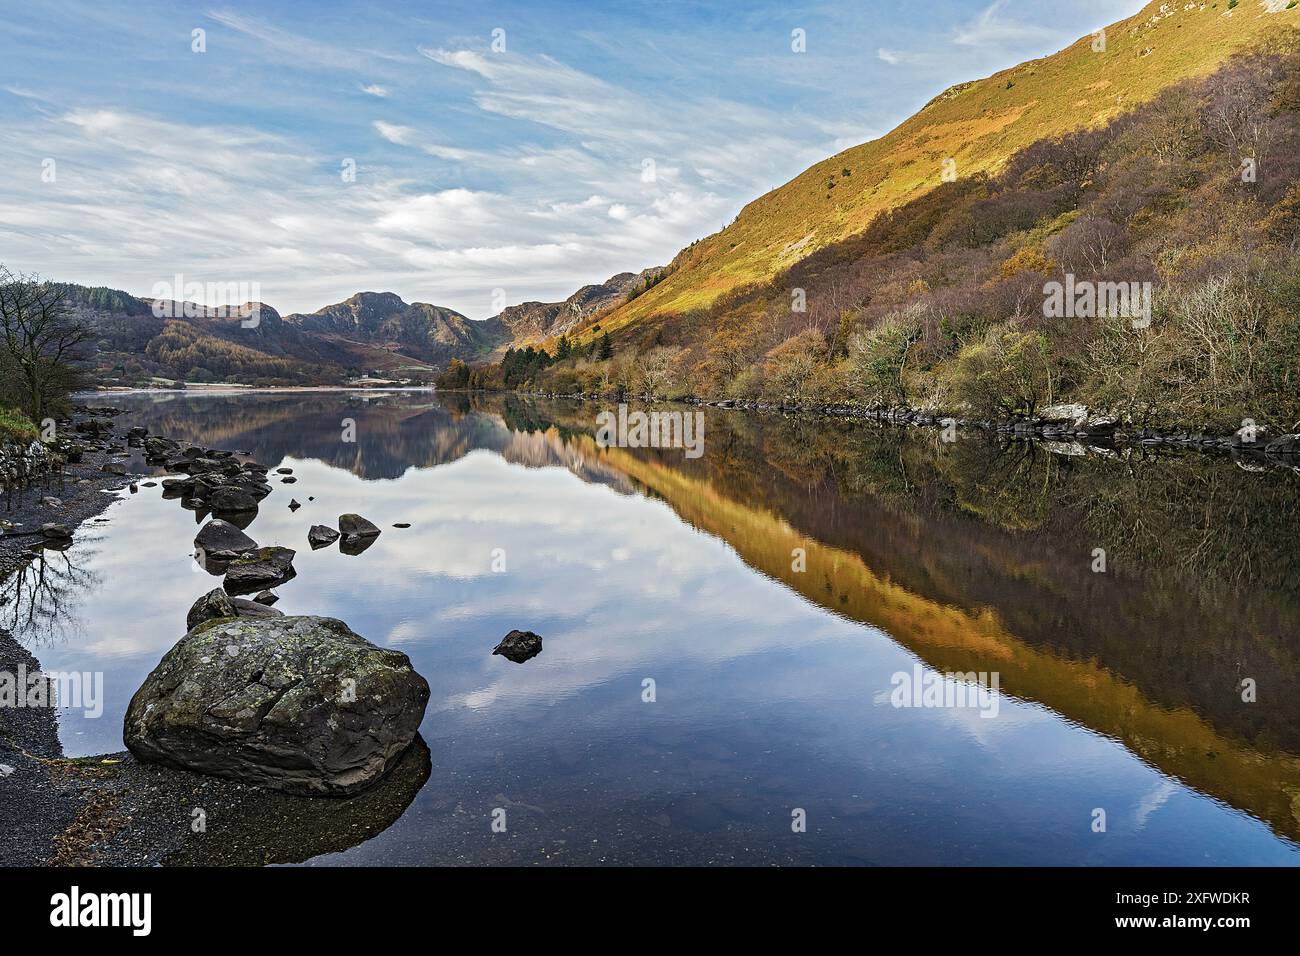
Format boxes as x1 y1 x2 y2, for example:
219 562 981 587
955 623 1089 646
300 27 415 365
0 0 1143 317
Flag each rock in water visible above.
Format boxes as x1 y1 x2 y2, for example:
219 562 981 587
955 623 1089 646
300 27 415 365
208 486 259 514
339 513 381 539
492 629 543 663
124 616 429 796
308 525 340 549
194 519 259 562
223 546 296 595
186 587 238 630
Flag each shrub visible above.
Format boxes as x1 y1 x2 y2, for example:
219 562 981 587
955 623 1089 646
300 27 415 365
946 323 1054 418
848 304 925 407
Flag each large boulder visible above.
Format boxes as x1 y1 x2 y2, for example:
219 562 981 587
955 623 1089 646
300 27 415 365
124 616 430 796
194 519 258 562
223 546 296 594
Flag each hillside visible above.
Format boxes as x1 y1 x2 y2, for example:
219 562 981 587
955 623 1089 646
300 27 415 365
488 20 1300 432
586 0 1297 337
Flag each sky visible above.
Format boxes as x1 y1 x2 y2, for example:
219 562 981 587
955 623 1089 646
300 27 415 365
0 0 1145 318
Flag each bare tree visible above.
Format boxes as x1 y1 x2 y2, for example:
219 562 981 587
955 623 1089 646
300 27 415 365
0 267 95 420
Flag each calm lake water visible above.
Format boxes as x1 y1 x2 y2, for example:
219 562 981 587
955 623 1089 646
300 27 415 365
6 389 1300 865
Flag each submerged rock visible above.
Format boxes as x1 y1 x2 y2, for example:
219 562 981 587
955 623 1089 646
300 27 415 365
492 629 543 663
124 615 430 796
194 519 258 562
308 525 340 549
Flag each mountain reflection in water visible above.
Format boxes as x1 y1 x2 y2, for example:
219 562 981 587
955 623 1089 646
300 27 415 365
9 389 1298 865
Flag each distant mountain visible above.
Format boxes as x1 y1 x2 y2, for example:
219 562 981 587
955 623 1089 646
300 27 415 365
284 292 508 366
495 268 665 344
70 287 472 386
64 273 657 386
52 250 675 386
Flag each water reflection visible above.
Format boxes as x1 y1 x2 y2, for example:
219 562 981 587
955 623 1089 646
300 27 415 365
5 389 1298 865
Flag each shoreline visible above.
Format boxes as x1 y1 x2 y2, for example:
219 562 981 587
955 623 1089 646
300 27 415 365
90 382 1300 472
444 388 1300 473
0 404 429 866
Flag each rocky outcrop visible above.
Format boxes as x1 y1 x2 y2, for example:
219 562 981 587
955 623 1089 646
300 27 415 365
124 615 430 796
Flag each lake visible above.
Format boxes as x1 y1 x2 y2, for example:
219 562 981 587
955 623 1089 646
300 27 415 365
6 389 1300 865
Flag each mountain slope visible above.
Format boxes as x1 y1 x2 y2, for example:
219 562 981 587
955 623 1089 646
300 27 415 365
593 0 1296 335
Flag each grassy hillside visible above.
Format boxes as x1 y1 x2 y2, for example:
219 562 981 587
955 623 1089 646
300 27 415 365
594 0 1297 334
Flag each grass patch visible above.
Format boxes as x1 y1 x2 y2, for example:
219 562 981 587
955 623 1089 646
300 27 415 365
0 406 39 443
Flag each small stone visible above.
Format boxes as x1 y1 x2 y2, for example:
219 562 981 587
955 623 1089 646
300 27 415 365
492 629 543 664
308 525 340 549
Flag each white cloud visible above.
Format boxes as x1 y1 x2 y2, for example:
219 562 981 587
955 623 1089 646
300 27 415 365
373 120 415 145
360 83 389 97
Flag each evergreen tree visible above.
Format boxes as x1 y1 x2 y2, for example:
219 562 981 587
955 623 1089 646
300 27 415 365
597 332 613 360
